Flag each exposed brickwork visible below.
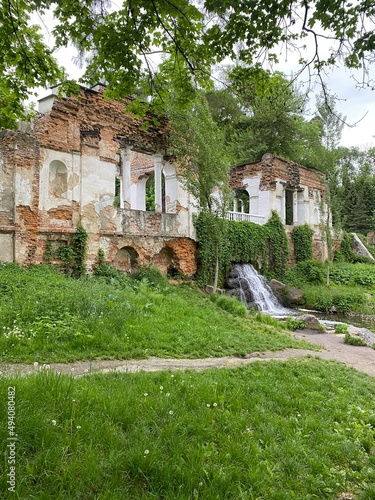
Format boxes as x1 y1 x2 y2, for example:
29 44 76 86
0 88 195 274
34 88 171 156
230 154 326 195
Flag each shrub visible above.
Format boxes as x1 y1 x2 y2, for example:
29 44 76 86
334 323 348 334
295 260 325 284
285 317 306 331
344 333 367 346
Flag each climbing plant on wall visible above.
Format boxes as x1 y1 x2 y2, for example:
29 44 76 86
292 224 314 263
44 224 88 278
194 211 289 285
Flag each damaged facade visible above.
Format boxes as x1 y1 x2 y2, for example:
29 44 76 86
0 86 197 275
229 154 329 260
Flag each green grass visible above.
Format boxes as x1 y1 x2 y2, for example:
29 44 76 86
285 262 375 315
1 359 375 499
0 263 312 363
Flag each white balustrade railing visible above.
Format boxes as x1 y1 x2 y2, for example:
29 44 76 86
226 211 266 225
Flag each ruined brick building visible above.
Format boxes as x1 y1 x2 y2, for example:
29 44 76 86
0 85 197 274
0 86 329 273
228 154 329 260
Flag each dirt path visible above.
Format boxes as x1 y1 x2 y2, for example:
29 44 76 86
0 330 374 378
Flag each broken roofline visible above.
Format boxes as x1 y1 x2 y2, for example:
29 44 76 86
229 154 327 179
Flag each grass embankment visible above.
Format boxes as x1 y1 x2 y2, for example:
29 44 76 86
1 359 375 499
285 262 375 316
0 263 311 363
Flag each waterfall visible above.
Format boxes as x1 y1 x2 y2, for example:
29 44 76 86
233 263 289 316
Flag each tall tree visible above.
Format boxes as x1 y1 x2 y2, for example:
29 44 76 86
1 0 375 127
166 90 230 290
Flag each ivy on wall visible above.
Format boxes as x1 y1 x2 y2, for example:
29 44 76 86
292 224 314 262
43 224 88 278
194 210 289 285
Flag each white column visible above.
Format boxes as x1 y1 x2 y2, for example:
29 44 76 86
154 154 163 213
233 198 238 212
293 190 298 225
121 147 132 209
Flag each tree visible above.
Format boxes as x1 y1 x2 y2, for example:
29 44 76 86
1 0 375 127
167 90 231 290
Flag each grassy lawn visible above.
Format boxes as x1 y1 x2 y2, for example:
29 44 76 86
0 263 313 363
1 358 375 499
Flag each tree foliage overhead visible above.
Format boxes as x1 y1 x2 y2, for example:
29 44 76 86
1 0 375 127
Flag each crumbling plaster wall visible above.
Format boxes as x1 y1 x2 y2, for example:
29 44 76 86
0 87 197 274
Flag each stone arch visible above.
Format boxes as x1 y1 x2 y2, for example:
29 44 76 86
233 188 250 213
153 246 179 275
113 246 139 273
49 160 68 198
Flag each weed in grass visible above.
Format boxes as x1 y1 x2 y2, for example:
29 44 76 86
1 359 375 499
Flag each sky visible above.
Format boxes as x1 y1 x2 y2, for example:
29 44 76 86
34 12 375 151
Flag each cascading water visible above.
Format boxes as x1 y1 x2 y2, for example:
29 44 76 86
233 263 290 316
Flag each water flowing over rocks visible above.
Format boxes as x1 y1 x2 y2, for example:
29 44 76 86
225 264 288 315
268 279 306 307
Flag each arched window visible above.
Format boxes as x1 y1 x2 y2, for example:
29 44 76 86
113 246 139 273
233 189 250 213
49 160 68 198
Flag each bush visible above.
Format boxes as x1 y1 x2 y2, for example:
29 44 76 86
284 317 306 331
344 333 367 346
210 293 248 317
334 323 348 334
295 260 325 284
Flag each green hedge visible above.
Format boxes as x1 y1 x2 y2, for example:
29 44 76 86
194 210 289 285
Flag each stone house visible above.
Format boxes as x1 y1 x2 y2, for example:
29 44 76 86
0 85 197 275
228 154 329 260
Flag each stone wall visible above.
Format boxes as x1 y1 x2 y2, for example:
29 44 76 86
0 86 197 275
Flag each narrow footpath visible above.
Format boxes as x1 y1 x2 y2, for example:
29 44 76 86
0 330 374 378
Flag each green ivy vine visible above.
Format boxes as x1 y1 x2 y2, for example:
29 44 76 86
292 224 314 263
43 224 88 278
194 210 289 285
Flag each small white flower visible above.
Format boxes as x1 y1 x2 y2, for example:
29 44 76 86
171 374 174 378
160 386 163 391
72 399 76 403
76 425 81 429
206 404 211 408
144 393 148 397
169 410 174 415
144 449 149 455
166 393 170 397
34 362 39 367
51 420 57 426
84 369 89 373
213 403 218 407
